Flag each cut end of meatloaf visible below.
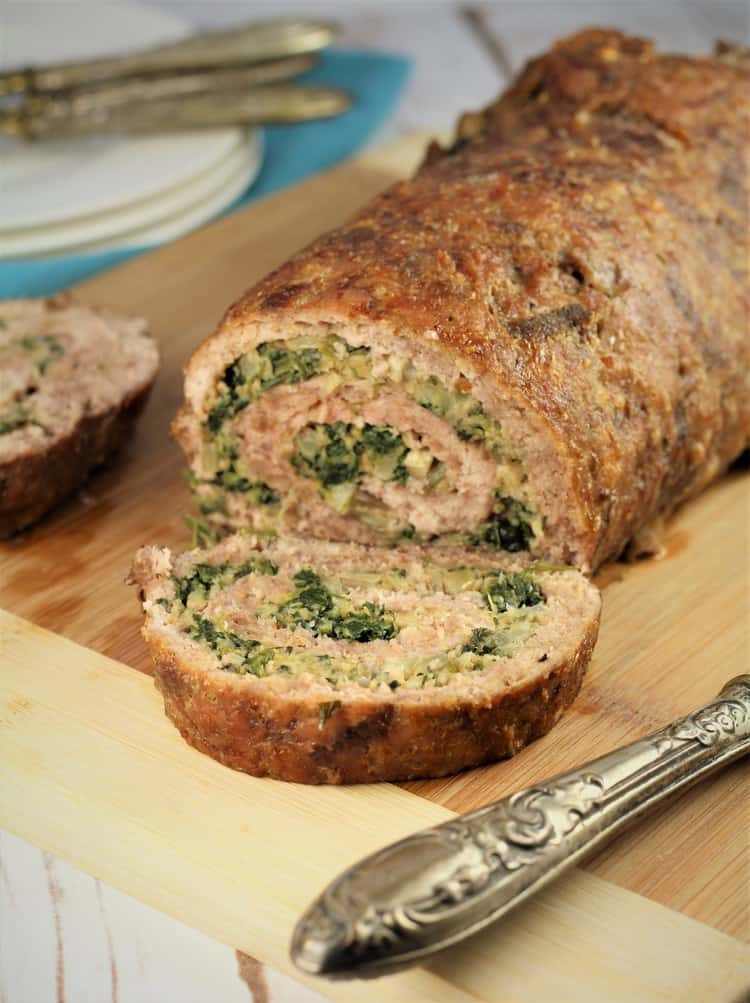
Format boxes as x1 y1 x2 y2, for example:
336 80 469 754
0 295 159 537
174 320 587 568
132 534 601 784
173 29 749 574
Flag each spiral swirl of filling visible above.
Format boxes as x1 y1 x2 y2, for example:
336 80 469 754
189 333 544 552
154 545 548 693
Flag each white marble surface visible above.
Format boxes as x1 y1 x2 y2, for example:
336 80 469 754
2 3 747 1001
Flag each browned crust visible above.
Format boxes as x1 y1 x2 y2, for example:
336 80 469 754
0 380 154 538
183 30 750 571
144 613 599 784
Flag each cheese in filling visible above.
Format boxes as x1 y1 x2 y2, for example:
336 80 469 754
192 333 543 551
156 555 548 691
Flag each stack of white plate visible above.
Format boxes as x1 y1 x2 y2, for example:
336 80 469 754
0 1 264 260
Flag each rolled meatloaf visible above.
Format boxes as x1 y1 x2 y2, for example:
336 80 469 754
0 295 158 536
174 30 749 572
132 535 600 783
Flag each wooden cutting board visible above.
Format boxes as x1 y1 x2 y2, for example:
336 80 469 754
1 134 748 1001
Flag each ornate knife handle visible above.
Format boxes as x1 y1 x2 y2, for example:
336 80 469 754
291 674 750 979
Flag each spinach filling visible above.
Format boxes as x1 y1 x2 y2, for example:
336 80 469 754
470 495 536 553
273 568 399 642
292 422 363 487
188 455 279 515
291 422 417 505
198 333 540 552
463 628 512 656
462 570 544 654
166 556 546 688
189 614 275 676
206 337 372 432
0 405 33 435
410 375 503 454
479 569 544 612
166 557 279 675
0 336 64 437
207 343 323 432
21 334 63 375
173 556 278 609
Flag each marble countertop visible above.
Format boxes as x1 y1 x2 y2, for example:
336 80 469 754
1 2 745 1001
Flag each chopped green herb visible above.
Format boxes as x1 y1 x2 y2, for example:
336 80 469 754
206 342 323 431
412 375 502 450
360 425 403 455
184 514 220 548
188 615 274 676
318 700 342 729
292 422 361 487
212 468 280 504
173 557 278 609
463 627 511 657
258 343 321 391
470 495 536 552
291 422 412 491
21 334 63 374
0 405 32 435
273 568 399 642
206 391 242 433
481 570 544 612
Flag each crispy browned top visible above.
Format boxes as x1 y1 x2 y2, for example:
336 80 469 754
219 30 750 568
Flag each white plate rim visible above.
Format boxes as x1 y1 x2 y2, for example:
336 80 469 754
17 148 261 259
0 0 245 230
0 131 262 257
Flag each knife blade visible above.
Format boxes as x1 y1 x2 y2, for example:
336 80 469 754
0 18 336 96
1 83 352 140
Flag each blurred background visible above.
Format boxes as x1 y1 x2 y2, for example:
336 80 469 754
1 0 747 297
145 0 749 131
1 1 747 298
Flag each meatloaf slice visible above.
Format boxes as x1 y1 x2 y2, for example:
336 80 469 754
132 535 601 784
0 295 159 537
174 31 749 572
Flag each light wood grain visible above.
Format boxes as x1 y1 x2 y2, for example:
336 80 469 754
0 829 312 1003
0 135 747 956
407 472 750 939
1 611 748 1003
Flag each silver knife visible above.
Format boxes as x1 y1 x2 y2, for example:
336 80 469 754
2 83 352 140
291 673 750 978
0 19 337 95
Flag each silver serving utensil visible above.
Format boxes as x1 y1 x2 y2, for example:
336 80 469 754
12 55 319 113
0 18 336 96
1 82 352 140
291 674 750 979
